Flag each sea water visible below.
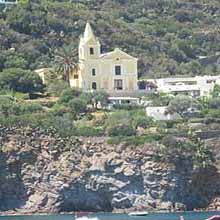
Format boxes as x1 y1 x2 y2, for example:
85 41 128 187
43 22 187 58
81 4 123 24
0 211 220 220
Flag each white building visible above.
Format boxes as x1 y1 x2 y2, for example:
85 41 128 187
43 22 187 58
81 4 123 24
146 106 181 121
147 75 220 97
69 22 138 94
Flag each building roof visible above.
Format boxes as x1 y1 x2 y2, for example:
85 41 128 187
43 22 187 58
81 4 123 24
84 22 96 42
100 48 137 60
80 22 100 45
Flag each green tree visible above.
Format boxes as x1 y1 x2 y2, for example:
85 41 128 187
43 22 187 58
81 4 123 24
4 55 28 69
168 45 187 63
0 68 43 94
211 84 220 98
54 45 79 84
68 97 87 118
58 88 81 104
167 95 200 117
91 91 109 109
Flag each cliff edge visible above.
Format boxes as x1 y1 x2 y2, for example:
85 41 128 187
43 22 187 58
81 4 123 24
0 126 220 214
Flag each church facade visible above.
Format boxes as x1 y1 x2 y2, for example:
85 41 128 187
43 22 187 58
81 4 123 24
69 23 138 93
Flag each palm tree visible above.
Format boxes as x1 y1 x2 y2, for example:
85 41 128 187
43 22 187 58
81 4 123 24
54 45 79 85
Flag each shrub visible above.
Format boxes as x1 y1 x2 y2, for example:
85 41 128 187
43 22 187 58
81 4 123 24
76 126 104 137
47 80 69 96
108 124 136 136
160 135 195 162
105 110 131 128
167 95 201 117
42 115 76 137
107 134 162 145
52 104 70 116
19 103 43 114
68 98 87 116
58 88 81 104
133 116 153 129
0 96 20 116
208 98 220 109
91 90 109 109
207 109 220 118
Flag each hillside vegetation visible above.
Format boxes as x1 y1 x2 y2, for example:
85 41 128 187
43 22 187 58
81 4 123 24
1 1 220 214
0 0 220 78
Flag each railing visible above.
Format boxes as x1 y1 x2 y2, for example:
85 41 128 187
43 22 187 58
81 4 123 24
107 90 155 97
0 0 17 4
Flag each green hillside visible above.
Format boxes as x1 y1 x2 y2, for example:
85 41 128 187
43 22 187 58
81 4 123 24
0 0 220 78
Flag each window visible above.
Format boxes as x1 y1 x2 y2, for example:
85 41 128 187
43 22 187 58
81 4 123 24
207 80 216 84
115 65 121 75
92 68 96 76
114 79 123 90
74 74 78 79
92 82 97 90
90 47 94 55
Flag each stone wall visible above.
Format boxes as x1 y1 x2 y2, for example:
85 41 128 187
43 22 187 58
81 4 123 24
0 127 220 214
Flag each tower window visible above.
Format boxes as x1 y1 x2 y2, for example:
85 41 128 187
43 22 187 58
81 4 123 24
90 47 94 55
74 74 79 79
92 82 97 90
92 68 96 76
115 65 121 75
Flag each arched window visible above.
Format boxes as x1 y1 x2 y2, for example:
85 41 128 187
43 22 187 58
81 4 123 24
92 82 97 90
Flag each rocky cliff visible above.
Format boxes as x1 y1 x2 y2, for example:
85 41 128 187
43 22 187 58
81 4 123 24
0 126 220 214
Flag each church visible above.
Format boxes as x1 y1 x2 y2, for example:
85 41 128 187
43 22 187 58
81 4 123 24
69 23 138 93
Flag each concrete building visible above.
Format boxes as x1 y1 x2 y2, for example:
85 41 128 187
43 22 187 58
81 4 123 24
34 68 52 84
146 75 220 97
69 23 138 94
146 106 181 121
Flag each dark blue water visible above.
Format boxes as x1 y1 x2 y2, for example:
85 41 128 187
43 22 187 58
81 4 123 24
0 211 220 220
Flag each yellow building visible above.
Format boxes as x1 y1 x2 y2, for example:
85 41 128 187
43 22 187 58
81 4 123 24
70 23 138 93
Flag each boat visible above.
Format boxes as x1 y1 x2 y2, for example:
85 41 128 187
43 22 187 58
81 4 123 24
75 217 99 220
128 211 149 216
206 216 220 220
74 212 100 220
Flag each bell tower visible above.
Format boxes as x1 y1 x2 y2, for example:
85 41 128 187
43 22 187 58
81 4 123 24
79 22 101 61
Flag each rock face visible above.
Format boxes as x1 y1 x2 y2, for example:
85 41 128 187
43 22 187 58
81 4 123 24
0 127 220 214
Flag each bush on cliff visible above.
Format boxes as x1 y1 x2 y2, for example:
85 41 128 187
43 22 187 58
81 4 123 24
107 134 162 146
19 103 44 114
159 135 195 162
68 98 87 119
47 80 69 97
0 96 44 117
133 116 153 129
76 126 104 137
108 124 136 136
0 96 20 117
58 88 82 104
